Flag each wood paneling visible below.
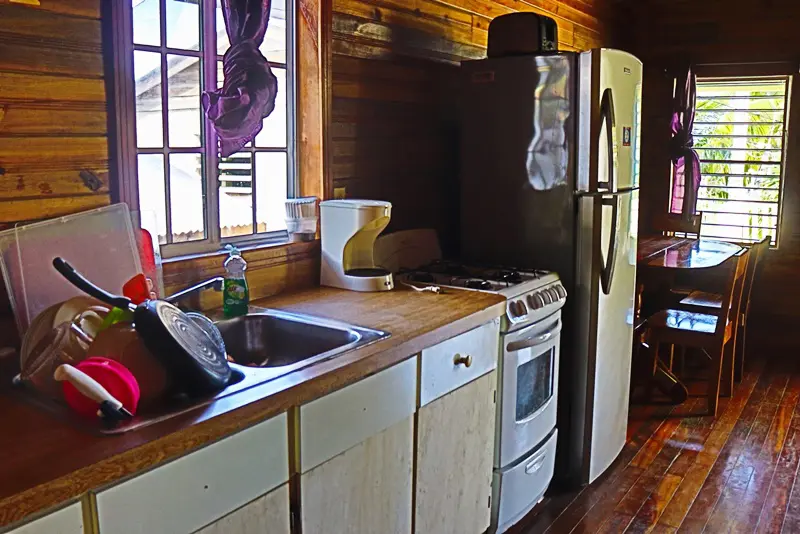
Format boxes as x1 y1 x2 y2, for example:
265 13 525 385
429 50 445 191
0 0 109 350
0 0 109 222
331 0 618 253
628 0 800 335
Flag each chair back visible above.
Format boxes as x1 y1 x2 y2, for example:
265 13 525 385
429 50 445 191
715 249 749 339
653 212 703 237
741 236 770 321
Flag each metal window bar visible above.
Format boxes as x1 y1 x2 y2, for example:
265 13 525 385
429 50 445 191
699 160 782 166
701 222 777 230
696 108 786 113
696 211 778 217
697 95 785 100
696 134 784 139
699 185 780 190
702 172 782 178
695 148 785 152
691 76 791 247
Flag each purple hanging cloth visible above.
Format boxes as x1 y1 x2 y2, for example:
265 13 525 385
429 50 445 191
669 68 702 216
202 0 278 157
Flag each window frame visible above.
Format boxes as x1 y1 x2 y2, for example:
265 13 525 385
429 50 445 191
676 74 792 247
108 0 305 259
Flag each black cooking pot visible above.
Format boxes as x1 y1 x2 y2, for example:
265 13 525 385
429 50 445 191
52 258 232 396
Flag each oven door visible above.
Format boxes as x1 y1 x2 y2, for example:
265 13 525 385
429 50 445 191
497 312 561 468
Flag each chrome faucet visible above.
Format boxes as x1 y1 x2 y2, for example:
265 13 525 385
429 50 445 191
165 277 225 306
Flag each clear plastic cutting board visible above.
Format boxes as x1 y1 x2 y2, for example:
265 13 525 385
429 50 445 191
0 203 142 334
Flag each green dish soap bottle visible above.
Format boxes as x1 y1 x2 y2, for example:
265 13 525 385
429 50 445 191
223 245 249 318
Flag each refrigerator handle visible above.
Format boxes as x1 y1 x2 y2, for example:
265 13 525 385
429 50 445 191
598 89 616 192
599 195 619 295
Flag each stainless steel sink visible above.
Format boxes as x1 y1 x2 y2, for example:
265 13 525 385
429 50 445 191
216 308 388 371
12 307 389 435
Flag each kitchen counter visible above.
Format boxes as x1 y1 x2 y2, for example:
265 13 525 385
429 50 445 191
0 285 506 527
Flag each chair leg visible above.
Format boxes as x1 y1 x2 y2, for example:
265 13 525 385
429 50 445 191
721 339 734 398
667 344 675 371
708 346 725 416
735 323 746 383
650 339 661 400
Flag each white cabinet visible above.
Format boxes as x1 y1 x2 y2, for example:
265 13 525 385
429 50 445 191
195 483 290 534
420 320 500 406
4 503 84 534
95 413 289 534
415 321 499 534
299 357 417 534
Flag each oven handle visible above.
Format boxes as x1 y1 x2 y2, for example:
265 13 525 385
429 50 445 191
506 320 562 352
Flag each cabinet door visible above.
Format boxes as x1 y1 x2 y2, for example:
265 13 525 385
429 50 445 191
415 371 497 534
301 416 414 534
6 503 84 534
195 483 290 534
96 414 288 534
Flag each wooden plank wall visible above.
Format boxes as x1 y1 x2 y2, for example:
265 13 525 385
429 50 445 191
627 0 800 334
330 0 618 253
0 0 110 349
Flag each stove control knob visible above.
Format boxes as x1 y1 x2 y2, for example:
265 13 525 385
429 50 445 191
527 293 544 309
548 287 560 302
555 285 567 300
515 300 528 317
541 290 553 305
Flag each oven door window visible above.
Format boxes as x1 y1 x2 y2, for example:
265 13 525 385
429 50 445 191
516 347 555 422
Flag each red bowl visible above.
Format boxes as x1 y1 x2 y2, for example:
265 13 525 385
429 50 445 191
62 357 141 418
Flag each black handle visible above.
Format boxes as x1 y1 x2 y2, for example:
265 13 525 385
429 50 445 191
599 195 619 296
598 88 617 192
52 258 135 311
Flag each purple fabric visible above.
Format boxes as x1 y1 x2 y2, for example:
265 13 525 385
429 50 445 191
202 0 278 157
669 68 702 216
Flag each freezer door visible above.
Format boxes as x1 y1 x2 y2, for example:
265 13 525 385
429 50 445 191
599 49 643 191
577 49 643 193
587 189 637 483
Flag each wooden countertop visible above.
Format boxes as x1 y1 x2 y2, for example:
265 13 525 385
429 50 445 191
0 286 506 528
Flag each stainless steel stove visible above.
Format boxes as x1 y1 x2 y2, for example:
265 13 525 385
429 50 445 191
399 260 564 532
400 261 566 333
401 260 565 532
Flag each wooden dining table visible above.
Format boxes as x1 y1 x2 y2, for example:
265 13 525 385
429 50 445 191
633 236 744 402
637 235 744 270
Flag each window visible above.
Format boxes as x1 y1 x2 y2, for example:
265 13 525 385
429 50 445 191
689 77 790 245
128 0 294 256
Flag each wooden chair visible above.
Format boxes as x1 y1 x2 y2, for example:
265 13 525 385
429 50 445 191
653 212 703 237
678 236 770 382
644 251 749 416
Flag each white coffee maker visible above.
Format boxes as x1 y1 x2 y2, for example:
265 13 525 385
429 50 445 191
320 200 394 292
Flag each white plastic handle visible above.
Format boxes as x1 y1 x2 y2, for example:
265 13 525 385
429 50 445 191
54 364 122 410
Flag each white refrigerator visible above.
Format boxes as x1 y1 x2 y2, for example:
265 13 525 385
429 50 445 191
460 49 643 487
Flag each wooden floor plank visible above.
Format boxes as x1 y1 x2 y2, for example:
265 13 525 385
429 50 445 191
756 411 800 532
522 355 798 534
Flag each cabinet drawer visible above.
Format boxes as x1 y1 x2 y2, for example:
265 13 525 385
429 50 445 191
493 429 557 533
96 413 288 534
300 357 417 472
420 320 500 406
5 503 84 534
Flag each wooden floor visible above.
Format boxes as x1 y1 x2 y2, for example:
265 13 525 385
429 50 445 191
518 352 800 533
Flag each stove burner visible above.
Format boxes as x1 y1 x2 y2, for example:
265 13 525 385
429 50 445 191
488 270 524 285
464 279 493 290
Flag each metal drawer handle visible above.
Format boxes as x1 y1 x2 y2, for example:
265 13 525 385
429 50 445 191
525 455 547 475
453 354 473 368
